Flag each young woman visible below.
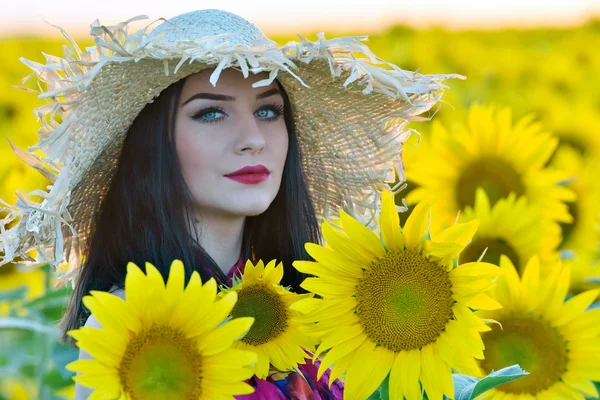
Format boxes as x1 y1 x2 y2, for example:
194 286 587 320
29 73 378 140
67 66 332 400
0 8 458 399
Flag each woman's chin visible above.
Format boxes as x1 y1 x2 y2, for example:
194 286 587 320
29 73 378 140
224 197 275 217
237 203 272 217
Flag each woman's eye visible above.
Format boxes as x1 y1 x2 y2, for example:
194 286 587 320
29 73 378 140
255 109 275 118
255 105 284 121
192 107 226 123
200 110 225 121
203 111 222 120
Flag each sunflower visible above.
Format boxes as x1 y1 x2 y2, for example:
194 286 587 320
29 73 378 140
220 259 317 379
293 190 502 400
0 377 32 400
476 255 600 399
0 262 45 316
404 104 575 232
548 101 600 161
459 188 561 272
551 146 600 293
66 259 257 400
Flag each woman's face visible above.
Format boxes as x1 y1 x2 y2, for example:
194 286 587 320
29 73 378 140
175 68 289 220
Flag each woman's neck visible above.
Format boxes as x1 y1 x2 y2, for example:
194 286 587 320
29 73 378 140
193 213 245 275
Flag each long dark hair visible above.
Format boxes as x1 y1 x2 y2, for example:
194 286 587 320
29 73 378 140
59 74 320 343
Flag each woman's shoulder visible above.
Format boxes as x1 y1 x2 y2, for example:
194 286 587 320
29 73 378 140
108 285 126 300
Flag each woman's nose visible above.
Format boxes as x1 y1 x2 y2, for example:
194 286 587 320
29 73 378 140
235 116 266 155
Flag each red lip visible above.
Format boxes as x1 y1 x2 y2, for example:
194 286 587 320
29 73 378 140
225 165 270 176
225 165 270 185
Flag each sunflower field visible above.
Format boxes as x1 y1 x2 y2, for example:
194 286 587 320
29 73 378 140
1 18 599 400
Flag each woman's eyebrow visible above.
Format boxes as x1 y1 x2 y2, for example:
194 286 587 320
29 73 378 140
182 88 282 105
255 88 281 100
182 93 234 105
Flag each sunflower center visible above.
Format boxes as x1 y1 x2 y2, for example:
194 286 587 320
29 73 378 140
460 236 520 269
356 250 454 352
231 283 288 346
119 325 203 400
480 315 568 395
456 158 525 208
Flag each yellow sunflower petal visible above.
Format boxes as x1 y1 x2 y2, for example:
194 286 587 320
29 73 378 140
420 344 446 400
124 262 151 311
293 260 361 282
329 353 352 385
301 244 364 279
436 329 481 376
199 317 254 356
165 259 185 301
189 291 238 338
81 295 130 337
65 359 116 376
554 290 600 326
71 374 121 394
315 323 364 358
496 255 522 308
521 256 541 309
242 259 259 282
321 220 376 266
87 291 141 333
457 291 503 310
388 354 405 400
538 264 570 318
560 308 600 339
68 328 124 367
424 241 463 260
561 372 599 398
301 277 359 297
340 209 385 259
432 219 479 253
390 350 422 400
318 333 367 379
380 189 404 252
403 199 433 251
267 261 284 285
344 340 395 400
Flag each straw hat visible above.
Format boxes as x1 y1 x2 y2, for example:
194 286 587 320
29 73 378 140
0 9 462 280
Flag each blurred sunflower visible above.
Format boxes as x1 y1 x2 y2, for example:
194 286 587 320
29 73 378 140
477 255 600 399
459 188 561 272
0 262 45 316
551 146 600 292
0 72 49 204
293 190 501 400
220 259 316 379
548 102 600 160
0 377 32 400
66 260 257 400
404 104 575 231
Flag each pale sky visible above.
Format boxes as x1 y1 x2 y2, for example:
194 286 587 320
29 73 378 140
2 0 599 36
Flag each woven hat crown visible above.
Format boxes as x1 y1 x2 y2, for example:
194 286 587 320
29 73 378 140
149 9 269 47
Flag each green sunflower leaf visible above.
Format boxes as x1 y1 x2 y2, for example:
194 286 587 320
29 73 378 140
452 365 529 400
366 374 390 400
